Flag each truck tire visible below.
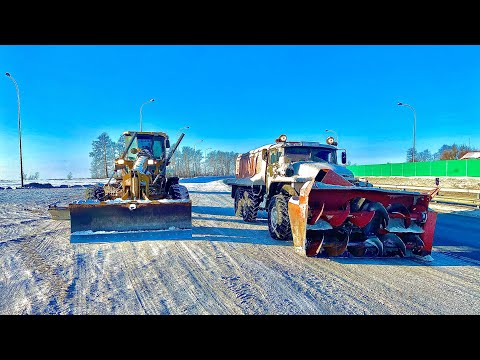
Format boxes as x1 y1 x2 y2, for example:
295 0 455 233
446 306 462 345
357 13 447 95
168 184 190 200
268 195 292 240
240 188 260 222
234 188 244 217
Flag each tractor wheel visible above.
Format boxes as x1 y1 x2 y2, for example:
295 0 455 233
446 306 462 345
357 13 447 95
268 195 292 240
85 184 106 201
168 184 190 200
240 188 260 222
234 188 244 217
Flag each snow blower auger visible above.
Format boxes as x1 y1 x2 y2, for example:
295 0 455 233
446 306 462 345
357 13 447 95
48 130 192 243
226 134 438 261
287 171 438 260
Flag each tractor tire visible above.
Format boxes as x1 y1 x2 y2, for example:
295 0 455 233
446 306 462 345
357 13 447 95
268 195 292 240
239 188 260 222
85 184 106 201
234 188 244 217
168 184 190 200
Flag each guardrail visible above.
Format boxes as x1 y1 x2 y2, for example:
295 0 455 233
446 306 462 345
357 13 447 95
373 184 480 209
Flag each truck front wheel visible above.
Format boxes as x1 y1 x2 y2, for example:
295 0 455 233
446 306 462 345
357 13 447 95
268 195 292 240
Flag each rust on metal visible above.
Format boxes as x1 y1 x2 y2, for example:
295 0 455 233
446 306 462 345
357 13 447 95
237 151 262 178
288 180 315 255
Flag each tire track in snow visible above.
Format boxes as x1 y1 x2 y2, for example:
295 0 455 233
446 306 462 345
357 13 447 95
211 242 325 314
8 222 72 314
116 242 169 314
174 242 242 314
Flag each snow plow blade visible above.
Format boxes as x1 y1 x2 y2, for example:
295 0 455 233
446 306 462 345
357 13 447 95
67 199 192 243
288 170 437 259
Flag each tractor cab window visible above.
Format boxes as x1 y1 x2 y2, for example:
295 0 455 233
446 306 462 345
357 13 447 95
284 147 336 164
152 137 165 159
137 137 153 153
125 135 165 160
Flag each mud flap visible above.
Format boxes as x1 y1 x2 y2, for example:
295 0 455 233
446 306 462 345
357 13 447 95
69 199 192 243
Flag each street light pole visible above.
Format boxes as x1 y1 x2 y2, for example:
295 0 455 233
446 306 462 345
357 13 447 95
5 72 24 187
139 98 155 131
397 102 416 162
325 129 339 144
176 125 190 138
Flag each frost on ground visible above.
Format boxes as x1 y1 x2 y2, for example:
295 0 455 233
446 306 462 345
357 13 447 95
0 177 479 315
429 203 480 218
361 176 480 190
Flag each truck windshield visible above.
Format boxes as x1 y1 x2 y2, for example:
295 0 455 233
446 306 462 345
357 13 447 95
284 147 336 163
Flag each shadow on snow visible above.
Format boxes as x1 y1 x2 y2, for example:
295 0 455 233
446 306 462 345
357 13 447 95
180 176 234 184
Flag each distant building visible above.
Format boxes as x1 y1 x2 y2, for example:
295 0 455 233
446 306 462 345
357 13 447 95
460 151 480 160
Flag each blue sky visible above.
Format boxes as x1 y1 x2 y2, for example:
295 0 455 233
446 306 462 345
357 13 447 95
1 45 479 179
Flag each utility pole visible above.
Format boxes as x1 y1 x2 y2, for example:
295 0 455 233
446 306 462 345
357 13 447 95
397 102 416 162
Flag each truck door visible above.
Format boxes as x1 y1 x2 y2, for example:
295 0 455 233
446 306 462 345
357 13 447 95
266 148 279 192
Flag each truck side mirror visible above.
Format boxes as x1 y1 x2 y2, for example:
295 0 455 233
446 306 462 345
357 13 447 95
341 151 347 164
166 139 170 148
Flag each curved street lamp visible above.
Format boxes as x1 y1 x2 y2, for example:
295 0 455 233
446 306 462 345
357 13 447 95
5 72 24 187
139 98 155 131
176 125 190 137
397 102 416 162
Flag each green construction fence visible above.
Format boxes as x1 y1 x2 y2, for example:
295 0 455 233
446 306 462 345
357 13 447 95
347 159 480 177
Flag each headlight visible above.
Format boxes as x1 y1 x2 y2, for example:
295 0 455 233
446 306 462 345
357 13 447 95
275 134 287 143
326 136 335 145
147 159 155 165
116 159 125 165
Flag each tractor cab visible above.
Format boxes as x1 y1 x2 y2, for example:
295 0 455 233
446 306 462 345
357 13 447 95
123 131 169 161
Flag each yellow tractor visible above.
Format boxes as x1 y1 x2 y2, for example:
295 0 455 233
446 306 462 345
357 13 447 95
48 130 192 243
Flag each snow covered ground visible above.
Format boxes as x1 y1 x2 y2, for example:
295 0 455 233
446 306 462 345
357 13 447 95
0 176 479 314
430 203 480 218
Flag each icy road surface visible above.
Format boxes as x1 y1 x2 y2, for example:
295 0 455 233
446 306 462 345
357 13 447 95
0 177 479 314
